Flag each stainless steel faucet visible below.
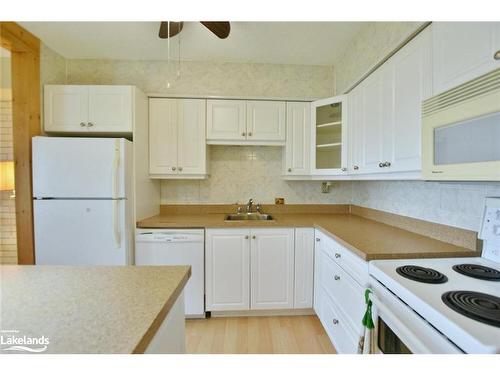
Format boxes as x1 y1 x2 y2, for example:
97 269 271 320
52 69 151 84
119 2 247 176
246 198 254 213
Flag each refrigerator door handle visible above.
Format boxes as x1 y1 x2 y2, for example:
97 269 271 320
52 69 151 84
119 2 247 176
113 200 121 249
112 139 120 199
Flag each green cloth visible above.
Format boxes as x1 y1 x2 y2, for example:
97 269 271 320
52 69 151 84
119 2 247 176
362 289 375 329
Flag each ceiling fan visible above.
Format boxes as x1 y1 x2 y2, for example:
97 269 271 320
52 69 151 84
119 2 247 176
159 21 231 39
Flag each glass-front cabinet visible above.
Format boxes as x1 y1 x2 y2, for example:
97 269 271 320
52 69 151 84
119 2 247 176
311 95 348 175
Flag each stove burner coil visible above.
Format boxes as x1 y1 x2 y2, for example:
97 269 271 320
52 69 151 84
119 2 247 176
396 265 448 284
452 264 500 281
442 291 500 327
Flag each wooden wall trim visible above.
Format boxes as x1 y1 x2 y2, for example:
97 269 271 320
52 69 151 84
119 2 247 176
1 22 41 264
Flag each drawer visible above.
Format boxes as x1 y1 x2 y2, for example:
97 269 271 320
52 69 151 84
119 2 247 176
318 287 359 354
320 254 365 334
316 229 369 286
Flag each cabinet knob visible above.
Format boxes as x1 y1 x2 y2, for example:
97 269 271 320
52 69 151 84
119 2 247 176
248 132 252 136
242 132 246 137
87 122 94 127
252 235 256 239
171 167 176 171
379 162 384 168
383 161 391 167
341 167 347 172
334 275 340 281
178 167 183 172
332 319 339 325
80 122 86 127
245 235 249 239
494 50 500 60
288 168 292 172
334 253 341 259
353 165 359 170
315 238 320 242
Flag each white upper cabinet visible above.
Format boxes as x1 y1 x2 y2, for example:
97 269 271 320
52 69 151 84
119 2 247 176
44 85 133 133
311 95 348 176
350 27 432 176
207 99 286 145
250 228 295 310
246 101 286 141
149 98 207 178
390 28 432 172
206 99 246 141
283 102 311 176
432 22 500 95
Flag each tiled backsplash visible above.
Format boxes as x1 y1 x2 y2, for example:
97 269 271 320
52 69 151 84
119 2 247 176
161 146 352 205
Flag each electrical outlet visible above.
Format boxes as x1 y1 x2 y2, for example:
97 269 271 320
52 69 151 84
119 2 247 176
275 198 285 205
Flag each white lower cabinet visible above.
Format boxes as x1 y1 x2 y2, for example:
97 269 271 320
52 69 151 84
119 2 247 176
205 227 314 312
205 229 250 311
313 229 368 353
251 228 294 309
294 228 315 308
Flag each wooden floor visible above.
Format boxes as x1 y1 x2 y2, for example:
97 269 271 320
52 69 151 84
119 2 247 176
185 315 336 354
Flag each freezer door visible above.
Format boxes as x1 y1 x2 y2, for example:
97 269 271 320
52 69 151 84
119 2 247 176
34 199 130 265
32 137 131 198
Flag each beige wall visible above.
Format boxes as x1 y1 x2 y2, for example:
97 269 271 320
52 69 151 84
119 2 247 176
0 48 17 264
334 21 424 94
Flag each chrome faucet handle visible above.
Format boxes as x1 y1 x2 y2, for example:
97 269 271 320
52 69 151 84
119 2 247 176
256 203 262 213
237 206 242 214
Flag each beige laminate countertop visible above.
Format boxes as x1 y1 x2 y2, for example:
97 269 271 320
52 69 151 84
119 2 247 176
0 265 190 354
137 213 479 261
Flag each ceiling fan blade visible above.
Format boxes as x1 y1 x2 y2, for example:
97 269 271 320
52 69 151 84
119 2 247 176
158 21 184 39
200 22 230 39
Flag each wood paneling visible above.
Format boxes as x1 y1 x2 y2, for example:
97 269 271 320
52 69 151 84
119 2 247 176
1 22 41 264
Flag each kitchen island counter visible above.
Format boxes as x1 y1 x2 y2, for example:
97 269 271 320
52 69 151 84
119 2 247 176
0 265 190 354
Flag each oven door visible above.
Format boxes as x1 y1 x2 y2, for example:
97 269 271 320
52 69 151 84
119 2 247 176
422 68 500 181
369 277 463 354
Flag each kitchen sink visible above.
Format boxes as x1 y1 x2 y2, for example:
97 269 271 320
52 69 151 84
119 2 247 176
224 213 274 221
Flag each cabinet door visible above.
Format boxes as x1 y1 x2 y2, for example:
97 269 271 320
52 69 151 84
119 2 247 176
44 85 88 132
206 99 246 141
149 98 178 175
311 95 348 175
388 27 432 172
205 229 250 311
433 22 500 95
177 99 206 175
88 86 133 132
246 101 286 142
250 228 294 310
356 71 386 174
284 102 311 176
294 228 314 309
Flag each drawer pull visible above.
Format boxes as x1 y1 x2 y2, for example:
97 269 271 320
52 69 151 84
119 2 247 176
334 253 341 259
332 319 339 325
334 275 340 281
315 238 320 242
245 235 249 239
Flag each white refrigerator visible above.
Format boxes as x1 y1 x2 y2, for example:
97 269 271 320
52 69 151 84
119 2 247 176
32 136 134 265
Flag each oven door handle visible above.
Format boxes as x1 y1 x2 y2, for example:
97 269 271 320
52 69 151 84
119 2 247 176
371 294 431 354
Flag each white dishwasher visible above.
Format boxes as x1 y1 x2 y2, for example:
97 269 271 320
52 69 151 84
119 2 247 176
135 229 205 318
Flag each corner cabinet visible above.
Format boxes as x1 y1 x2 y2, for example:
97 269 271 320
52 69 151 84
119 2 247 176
149 98 207 179
44 85 134 134
311 95 349 176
